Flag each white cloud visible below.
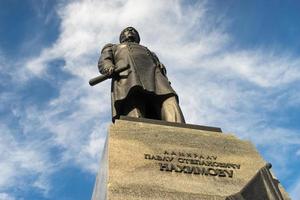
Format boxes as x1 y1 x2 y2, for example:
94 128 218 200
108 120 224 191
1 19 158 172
205 50 300 87
0 123 53 194
0 193 15 200
2 0 300 197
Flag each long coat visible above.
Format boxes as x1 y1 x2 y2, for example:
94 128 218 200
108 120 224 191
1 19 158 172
98 42 177 120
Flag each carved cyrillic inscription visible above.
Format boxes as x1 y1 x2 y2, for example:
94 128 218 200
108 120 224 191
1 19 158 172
144 151 241 178
159 163 233 178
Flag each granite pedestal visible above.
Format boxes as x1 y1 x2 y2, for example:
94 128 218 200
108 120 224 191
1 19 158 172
92 117 290 200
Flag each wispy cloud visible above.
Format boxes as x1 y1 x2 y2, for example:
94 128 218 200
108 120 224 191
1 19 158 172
0 193 15 200
0 123 53 195
1 0 299 197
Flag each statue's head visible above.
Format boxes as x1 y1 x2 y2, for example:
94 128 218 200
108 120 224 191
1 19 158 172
119 27 140 44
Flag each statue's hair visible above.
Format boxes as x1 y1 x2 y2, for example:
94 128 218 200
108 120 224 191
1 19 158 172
119 27 140 43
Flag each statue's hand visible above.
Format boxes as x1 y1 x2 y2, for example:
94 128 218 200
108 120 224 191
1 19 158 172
103 65 115 76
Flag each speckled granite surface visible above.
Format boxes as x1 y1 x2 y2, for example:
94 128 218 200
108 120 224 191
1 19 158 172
92 118 289 200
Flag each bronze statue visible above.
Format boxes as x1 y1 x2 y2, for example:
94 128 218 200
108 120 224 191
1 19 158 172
93 27 185 123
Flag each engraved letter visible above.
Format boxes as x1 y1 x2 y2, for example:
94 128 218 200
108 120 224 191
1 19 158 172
183 166 193 174
217 169 226 177
156 155 163 161
211 156 217 160
159 163 170 172
174 164 184 173
190 159 199 165
199 167 209 176
234 164 241 169
192 167 200 175
208 168 218 176
144 154 151 159
212 162 219 167
179 152 185 157
166 157 174 162
224 169 233 178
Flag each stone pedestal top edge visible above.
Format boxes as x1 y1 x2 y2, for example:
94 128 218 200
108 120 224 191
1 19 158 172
118 116 222 132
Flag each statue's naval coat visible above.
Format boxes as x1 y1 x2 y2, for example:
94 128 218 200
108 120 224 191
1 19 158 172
98 42 177 120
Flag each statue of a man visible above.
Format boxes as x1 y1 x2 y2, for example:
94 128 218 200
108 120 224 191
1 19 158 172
98 27 185 123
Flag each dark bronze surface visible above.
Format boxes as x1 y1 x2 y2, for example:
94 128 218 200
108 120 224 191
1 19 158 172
89 65 129 86
95 27 185 123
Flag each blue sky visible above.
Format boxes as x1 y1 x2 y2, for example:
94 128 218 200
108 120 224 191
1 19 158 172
0 0 300 199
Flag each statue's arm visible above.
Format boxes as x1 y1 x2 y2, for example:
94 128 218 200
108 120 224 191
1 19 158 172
98 43 115 75
152 52 167 76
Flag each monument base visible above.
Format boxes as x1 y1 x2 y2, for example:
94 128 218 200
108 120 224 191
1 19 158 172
92 117 290 200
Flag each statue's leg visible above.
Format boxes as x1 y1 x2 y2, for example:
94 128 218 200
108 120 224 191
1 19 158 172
160 95 185 123
121 92 146 118
126 107 144 118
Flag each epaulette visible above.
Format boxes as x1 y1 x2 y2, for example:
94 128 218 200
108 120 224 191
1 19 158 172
101 43 115 53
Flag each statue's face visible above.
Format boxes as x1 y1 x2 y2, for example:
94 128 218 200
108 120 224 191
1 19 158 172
120 27 140 43
123 28 137 41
